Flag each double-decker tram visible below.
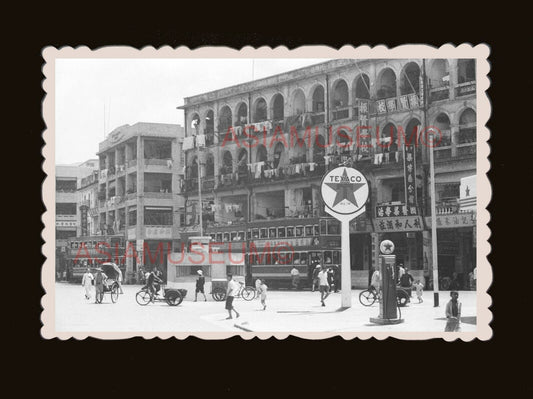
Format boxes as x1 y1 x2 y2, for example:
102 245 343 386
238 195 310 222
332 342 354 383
205 217 342 289
65 235 126 281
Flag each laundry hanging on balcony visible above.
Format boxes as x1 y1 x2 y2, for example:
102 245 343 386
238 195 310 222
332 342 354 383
196 134 206 147
182 136 195 151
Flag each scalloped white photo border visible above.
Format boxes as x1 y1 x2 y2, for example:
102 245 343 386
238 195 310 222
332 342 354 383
41 44 491 340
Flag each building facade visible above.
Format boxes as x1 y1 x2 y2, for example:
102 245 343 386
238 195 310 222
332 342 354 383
95 122 184 283
55 159 99 280
177 58 477 289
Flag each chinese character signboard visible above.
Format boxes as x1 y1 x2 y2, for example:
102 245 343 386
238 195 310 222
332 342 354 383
403 141 418 215
80 205 88 236
373 216 423 232
376 203 418 218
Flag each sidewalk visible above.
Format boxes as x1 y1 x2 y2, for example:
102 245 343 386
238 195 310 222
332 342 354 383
203 290 477 333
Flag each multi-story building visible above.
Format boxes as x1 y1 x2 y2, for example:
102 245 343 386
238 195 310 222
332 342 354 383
95 122 184 283
55 159 99 280
177 58 477 289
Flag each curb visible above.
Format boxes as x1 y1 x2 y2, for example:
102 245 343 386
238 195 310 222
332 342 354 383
234 323 253 332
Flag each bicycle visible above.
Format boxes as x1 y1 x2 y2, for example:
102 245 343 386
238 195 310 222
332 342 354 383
359 286 410 307
212 282 256 301
359 286 380 306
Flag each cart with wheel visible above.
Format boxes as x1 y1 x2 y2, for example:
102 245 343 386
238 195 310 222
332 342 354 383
94 263 121 304
211 280 256 302
135 284 187 306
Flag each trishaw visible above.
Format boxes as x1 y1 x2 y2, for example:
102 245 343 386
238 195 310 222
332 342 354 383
95 263 122 304
135 284 187 306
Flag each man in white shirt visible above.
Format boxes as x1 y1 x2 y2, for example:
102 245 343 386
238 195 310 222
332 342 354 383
290 266 300 290
225 274 240 319
317 265 330 306
81 268 94 300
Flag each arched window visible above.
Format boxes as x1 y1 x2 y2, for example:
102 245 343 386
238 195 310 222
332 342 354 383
273 142 285 168
272 94 284 121
332 79 349 120
314 135 326 163
191 113 200 132
222 151 233 174
429 60 450 88
434 113 451 147
337 129 351 154
205 110 214 134
237 148 248 173
457 59 475 84
253 98 267 123
190 156 198 178
218 106 232 132
236 103 248 126
291 90 306 115
377 68 397 99
458 108 476 144
354 74 370 99
256 144 267 163
404 118 421 149
312 85 325 113
380 123 397 153
205 153 214 178
400 62 421 95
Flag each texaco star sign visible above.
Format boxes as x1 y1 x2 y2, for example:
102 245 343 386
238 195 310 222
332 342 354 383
321 167 369 217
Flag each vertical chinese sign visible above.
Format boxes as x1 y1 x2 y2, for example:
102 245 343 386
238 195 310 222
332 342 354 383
80 205 88 237
403 141 418 216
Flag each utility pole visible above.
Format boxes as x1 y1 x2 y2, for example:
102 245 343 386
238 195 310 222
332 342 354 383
193 119 203 237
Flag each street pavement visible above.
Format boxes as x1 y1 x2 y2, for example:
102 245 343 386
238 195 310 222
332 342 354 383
54 282 476 333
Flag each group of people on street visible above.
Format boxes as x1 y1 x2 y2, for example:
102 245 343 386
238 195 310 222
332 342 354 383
79 260 466 331
81 267 109 303
310 264 339 294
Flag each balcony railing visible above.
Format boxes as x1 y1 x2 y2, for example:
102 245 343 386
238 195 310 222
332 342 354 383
436 199 460 215
455 81 476 97
456 144 476 157
144 158 173 168
331 107 350 121
429 86 450 102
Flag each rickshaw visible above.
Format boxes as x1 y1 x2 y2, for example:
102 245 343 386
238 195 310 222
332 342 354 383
95 263 122 304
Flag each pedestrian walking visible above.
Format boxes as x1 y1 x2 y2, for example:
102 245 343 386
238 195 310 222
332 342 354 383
94 268 108 304
317 265 330 307
260 280 268 310
225 274 240 319
81 268 94 300
397 263 406 284
327 268 335 292
312 264 321 292
194 270 207 302
413 279 424 303
290 266 300 290
371 267 381 296
399 267 414 300
255 277 262 300
445 291 462 332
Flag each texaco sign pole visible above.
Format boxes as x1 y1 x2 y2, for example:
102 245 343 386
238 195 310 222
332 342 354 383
321 167 369 308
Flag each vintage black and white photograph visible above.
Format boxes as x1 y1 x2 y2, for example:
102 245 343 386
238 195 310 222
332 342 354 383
42 45 491 339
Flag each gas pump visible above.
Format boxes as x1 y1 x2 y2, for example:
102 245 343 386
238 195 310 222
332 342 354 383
370 240 404 325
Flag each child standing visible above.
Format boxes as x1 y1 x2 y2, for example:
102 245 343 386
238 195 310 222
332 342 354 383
445 291 462 332
255 278 262 300
260 280 268 310
413 280 424 303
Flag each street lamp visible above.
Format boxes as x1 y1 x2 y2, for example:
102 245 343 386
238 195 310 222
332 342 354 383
192 119 203 237
428 128 439 307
